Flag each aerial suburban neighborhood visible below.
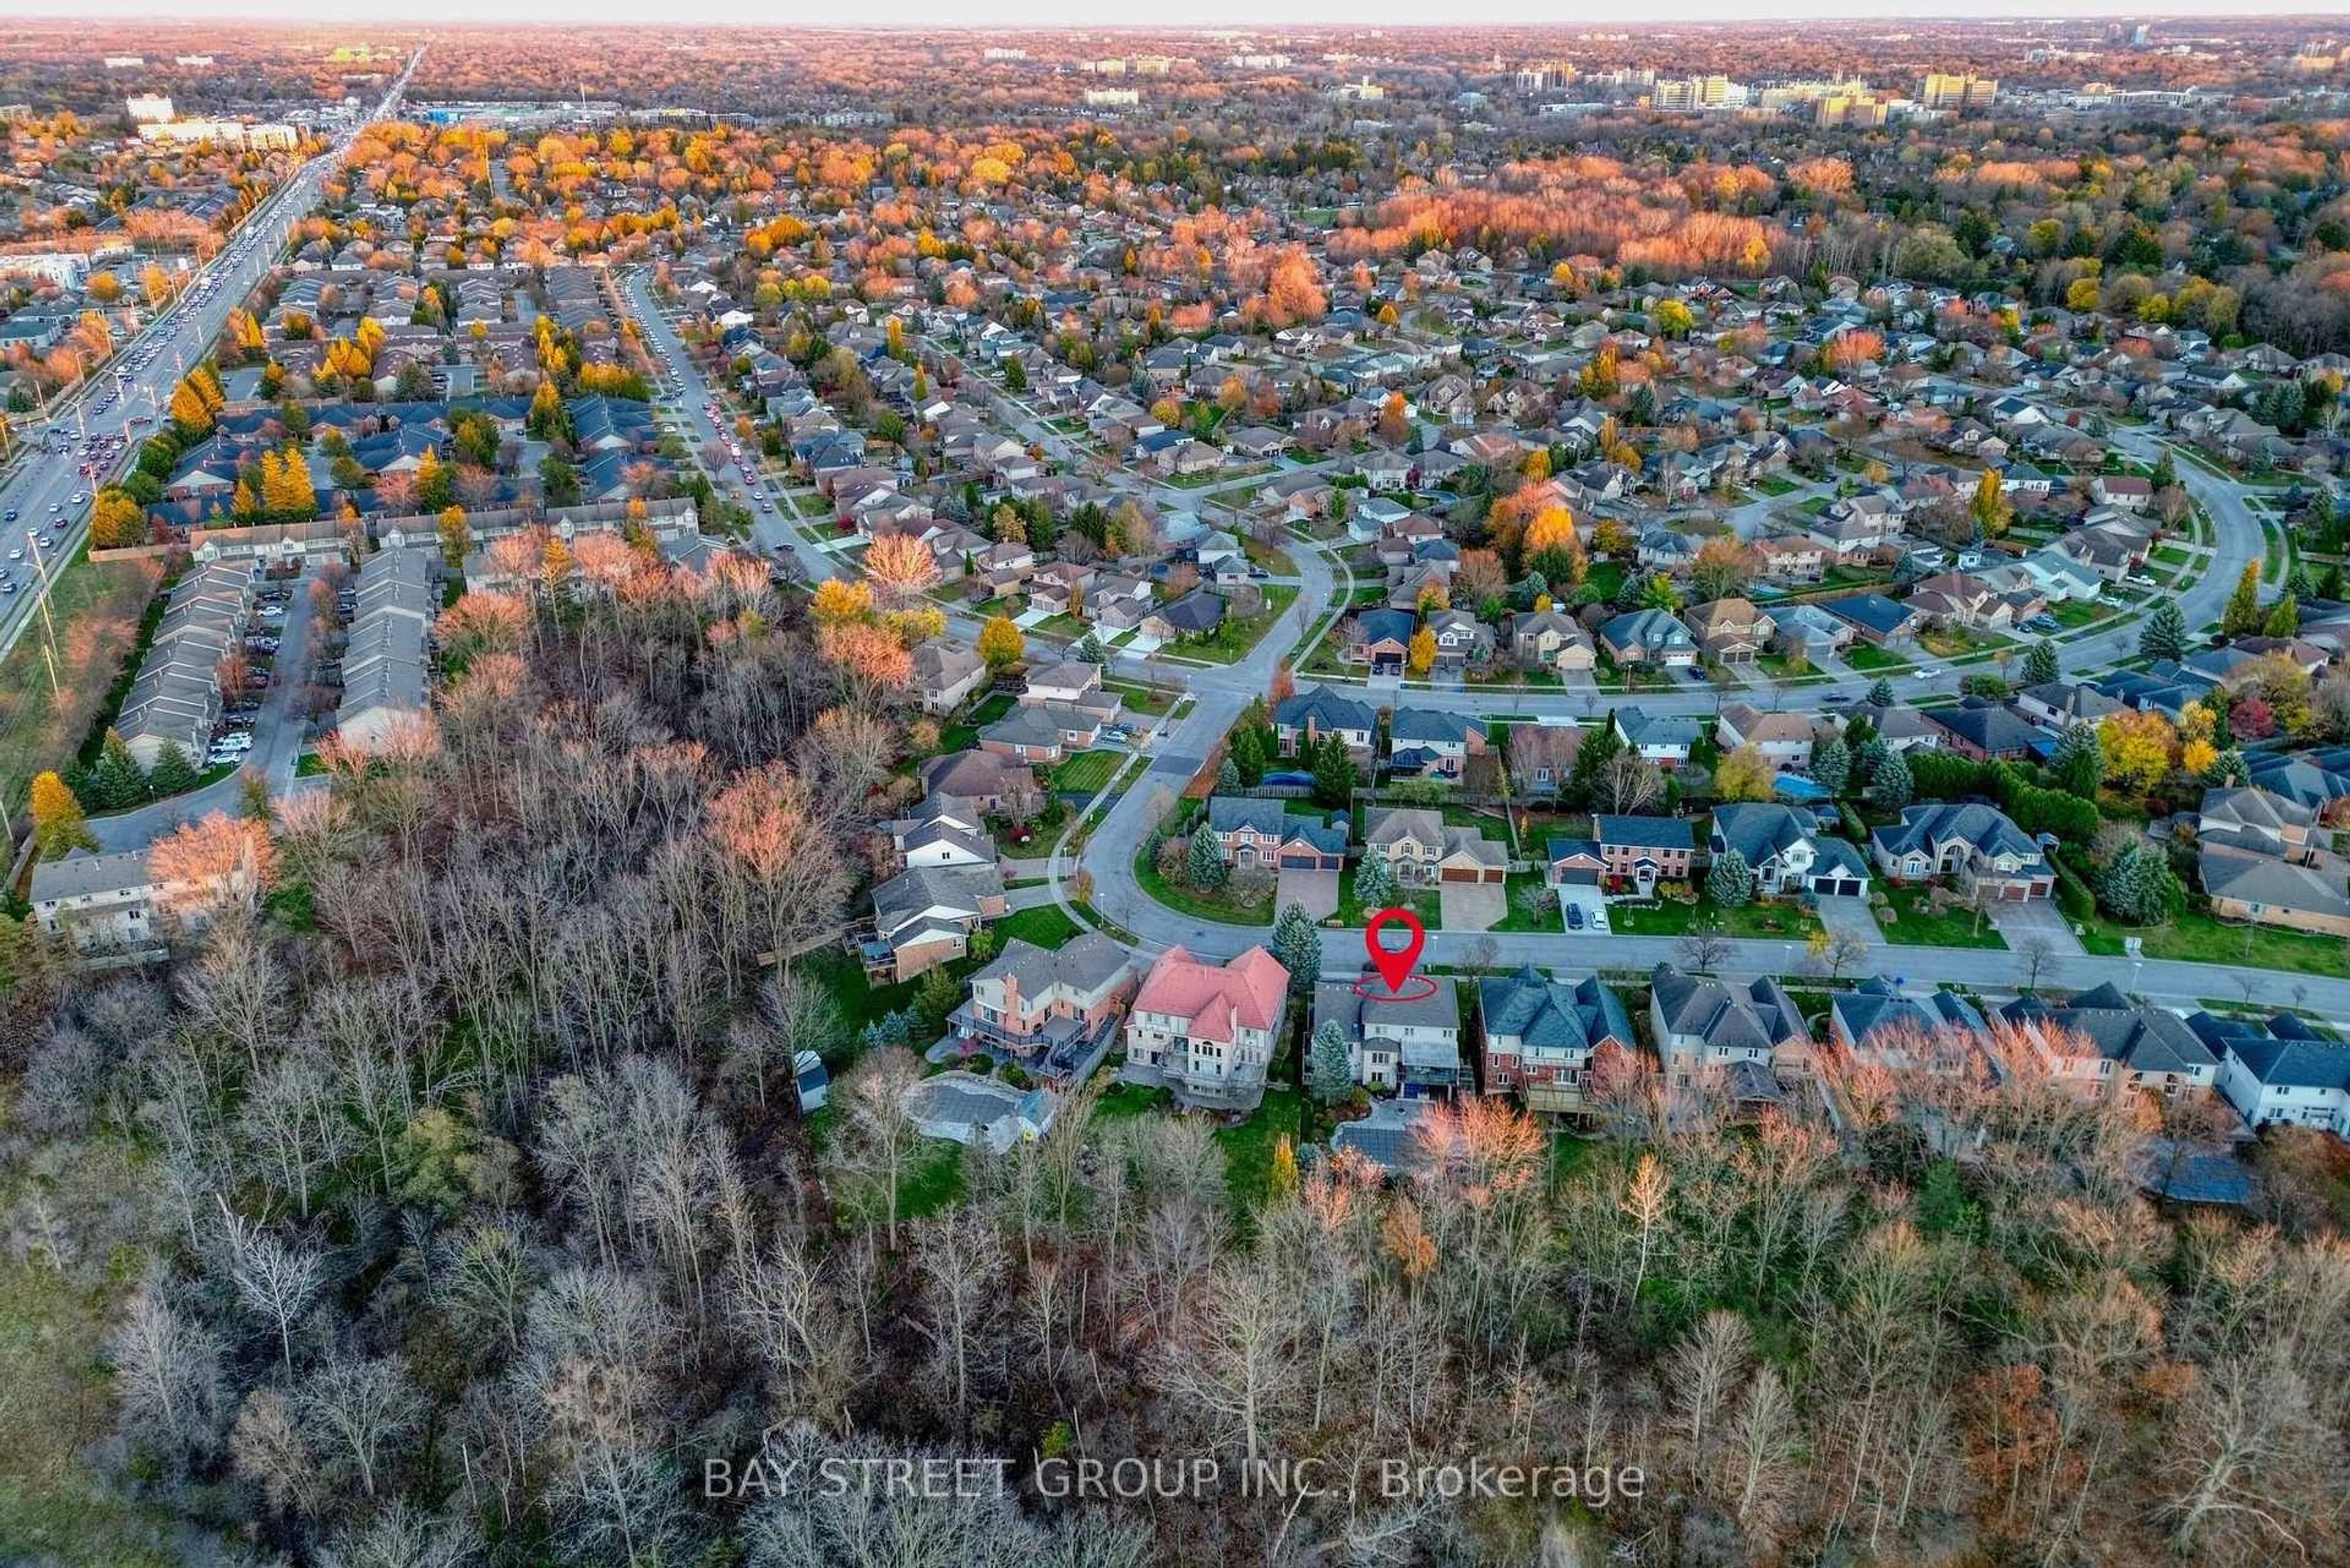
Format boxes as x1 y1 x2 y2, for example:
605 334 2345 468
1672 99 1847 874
1 15 2348 1568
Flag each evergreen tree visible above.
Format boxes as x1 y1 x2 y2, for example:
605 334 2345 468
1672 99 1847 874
2221 562 2262 637
2022 640 2061 688
1073 633 1107 663
1873 749 1914 812
1567 713 1625 805
89 729 147 810
2151 449 2176 491
1311 734 1355 810
2264 594 2299 638
1217 756 1241 792
2140 598 2188 662
1270 902 1321 996
2050 723 2105 799
1867 677 1896 707
1811 736 1851 796
1706 849 1753 908
1231 726 1266 787
146 741 200 798
1354 852 1395 913
2097 840 2180 925
1307 1020 1354 1103
1187 829 1228 891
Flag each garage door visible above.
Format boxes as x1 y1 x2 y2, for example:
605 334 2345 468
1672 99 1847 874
1441 867 1479 883
1823 877 1862 897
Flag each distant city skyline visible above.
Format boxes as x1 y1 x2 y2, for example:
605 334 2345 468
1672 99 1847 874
6 1 2350 23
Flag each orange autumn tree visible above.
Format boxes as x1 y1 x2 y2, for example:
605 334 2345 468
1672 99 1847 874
148 812 277 921
862 532 941 608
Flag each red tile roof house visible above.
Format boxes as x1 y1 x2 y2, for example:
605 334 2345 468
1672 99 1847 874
1122 945 1291 1111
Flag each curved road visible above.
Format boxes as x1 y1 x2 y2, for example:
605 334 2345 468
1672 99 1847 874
1064 433 2348 1015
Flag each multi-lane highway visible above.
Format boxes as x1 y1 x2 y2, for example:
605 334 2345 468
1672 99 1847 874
0 46 424 664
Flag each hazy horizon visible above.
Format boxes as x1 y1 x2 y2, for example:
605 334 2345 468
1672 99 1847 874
4 1 2348 26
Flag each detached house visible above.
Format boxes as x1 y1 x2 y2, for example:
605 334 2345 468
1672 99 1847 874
1684 598 1775 664
1507 609 1597 675
1478 968 1636 1113
1648 965 1811 1109
1313 975 1466 1096
1594 815 1696 893
1715 704 1817 766
1387 707 1486 781
1599 609 1696 670
1275 686 1377 759
952 933 1140 1079
1710 804 1872 898
910 637 989 715
2196 1012 2350 1140
1203 797 1349 872
868 864 1010 981
1870 803 2053 900
2000 984 2220 1099
1364 807 1507 885
1123 946 1291 1112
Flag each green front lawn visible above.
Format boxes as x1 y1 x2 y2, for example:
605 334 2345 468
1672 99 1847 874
1134 841 1278 926
1491 871 1560 933
1104 678 1176 715
1051 749 1122 795
1876 885 2009 949
1241 534 1297 574
2076 908 2348 977
1175 584 1299 665
2049 599 2110 630
1843 643 1911 674
1606 893 1822 941
1335 882 1442 930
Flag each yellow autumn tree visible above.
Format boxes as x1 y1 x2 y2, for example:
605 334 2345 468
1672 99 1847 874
2098 709 2179 791
29 771 98 859
1408 625 1437 675
261 446 315 519
540 535 575 605
438 505 469 569
977 614 1025 670
810 578 875 625
1525 505 1578 556
169 378 216 435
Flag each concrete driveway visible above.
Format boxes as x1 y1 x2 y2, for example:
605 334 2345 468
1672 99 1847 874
1559 880 1611 934
1276 867 1340 921
1439 879 1507 932
1816 895 1886 947
1988 897 2086 957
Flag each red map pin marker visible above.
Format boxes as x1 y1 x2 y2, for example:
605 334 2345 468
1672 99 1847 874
1364 907 1426 993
